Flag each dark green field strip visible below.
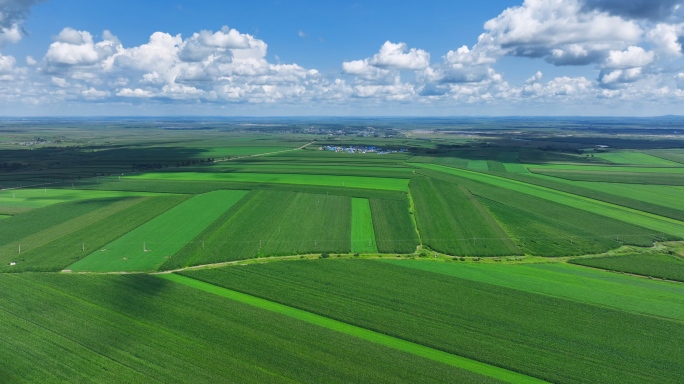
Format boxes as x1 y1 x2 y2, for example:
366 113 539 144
0 274 499 384
162 274 533 384
369 198 419 253
66 178 408 200
570 253 684 282
69 190 249 273
381 260 684 322
1 195 188 272
0 198 145 268
163 190 351 268
649 150 684 164
497 172 684 222
183 260 684 384
410 176 520 256
530 168 684 185
486 161 507 173
351 198 378 253
0 198 124 246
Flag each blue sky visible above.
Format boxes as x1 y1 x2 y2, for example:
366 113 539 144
1 0 684 116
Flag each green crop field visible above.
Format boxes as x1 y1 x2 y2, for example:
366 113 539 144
381 260 684 321
2 195 189 272
530 168 684 185
126 171 410 191
411 176 521 256
0 198 144 269
163 190 352 268
0 273 499 384
570 253 684 282
183 259 684 384
351 198 378 253
69 190 248 272
4 119 684 383
414 164 684 238
467 160 489 171
369 198 419 253
593 151 681 165
0 188 163 209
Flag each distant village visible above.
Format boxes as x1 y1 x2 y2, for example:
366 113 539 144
319 145 407 154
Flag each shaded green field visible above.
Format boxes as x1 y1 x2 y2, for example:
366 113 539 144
0 198 144 270
0 188 163 209
486 161 507 173
2 196 189 272
0 273 496 384
69 190 248 272
0 198 129 247
369 198 419 253
162 191 351 269
183 260 684 384
351 198 377 253
126 172 409 191
414 164 684 238
593 151 681 166
164 273 532 384
381 260 684 321
467 160 489 171
570 253 684 282
502 162 529 173
68 178 407 200
649 149 684 164
410 177 520 256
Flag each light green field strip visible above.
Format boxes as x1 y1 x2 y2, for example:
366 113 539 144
502 163 529 173
529 164 684 173
467 160 489 172
0 188 164 209
351 198 378 253
159 273 546 384
69 190 248 272
127 172 409 191
381 260 684 322
0 214 9 219
414 163 684 237
0 198 144 262
593 151 681 166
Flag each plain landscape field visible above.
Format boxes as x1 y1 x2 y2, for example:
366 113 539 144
1 118 684 383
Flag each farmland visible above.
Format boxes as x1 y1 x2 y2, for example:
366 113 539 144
2 118 684 382
351 198 378 253
182 260 684 384
570 253 684 282
69 190 248 272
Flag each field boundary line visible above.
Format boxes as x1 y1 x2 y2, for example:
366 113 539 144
159 273 549 384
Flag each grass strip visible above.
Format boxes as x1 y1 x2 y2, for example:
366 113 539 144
351 198 378 253
159 273 547 384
